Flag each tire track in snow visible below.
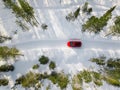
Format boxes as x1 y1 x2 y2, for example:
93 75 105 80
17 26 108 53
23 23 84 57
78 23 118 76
33 2 110 10
1 40 67 50
82 39 120 50
33 3 81 10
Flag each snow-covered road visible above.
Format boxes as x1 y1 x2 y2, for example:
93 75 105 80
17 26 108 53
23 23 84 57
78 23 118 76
1 39 120 50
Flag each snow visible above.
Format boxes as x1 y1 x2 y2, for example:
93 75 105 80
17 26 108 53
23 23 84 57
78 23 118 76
0 0 120 90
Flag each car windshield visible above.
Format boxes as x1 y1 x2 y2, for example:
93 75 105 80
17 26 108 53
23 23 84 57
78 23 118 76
70 42 74 46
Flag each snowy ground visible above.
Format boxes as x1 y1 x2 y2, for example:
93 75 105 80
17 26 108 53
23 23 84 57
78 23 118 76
0 0 120 90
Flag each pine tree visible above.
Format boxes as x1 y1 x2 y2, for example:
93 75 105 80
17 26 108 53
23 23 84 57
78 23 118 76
0 46 21 60
2 0 38 30
66 7 80 21
106 16 120 36
74 7 80 19
82 6 116 33
0 35 12 43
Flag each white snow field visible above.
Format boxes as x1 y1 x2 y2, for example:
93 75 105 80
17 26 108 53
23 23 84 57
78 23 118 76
0 0 120 90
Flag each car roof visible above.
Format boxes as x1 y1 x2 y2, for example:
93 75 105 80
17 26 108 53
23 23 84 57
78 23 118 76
69 40 81 42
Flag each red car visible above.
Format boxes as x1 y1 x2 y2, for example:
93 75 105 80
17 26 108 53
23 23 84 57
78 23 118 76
67 40 82 47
